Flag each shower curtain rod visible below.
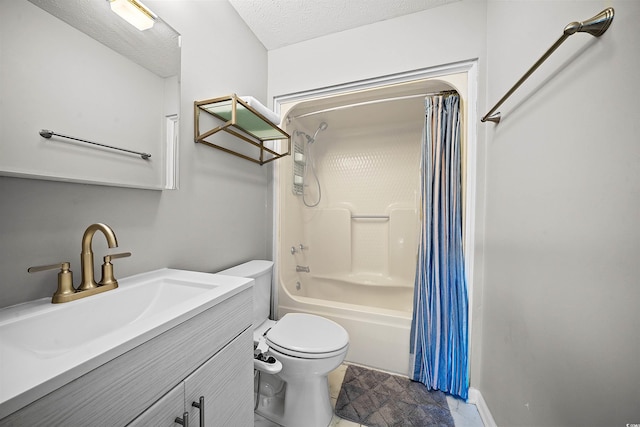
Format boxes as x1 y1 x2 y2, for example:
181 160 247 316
481 7 614 124
291 90 458 119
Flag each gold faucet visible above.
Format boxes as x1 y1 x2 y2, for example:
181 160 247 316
28 223 130 303
78 223 118 291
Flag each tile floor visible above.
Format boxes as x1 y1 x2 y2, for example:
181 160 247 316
255 363 484 427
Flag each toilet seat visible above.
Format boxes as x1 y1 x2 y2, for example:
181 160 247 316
266 313 349 359
253 319 276 343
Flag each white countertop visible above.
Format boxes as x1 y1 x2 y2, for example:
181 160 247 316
0 268 252 419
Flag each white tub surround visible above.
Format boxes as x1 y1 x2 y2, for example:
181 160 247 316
274 68 474 376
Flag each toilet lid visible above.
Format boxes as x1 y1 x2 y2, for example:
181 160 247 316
266 313 349 358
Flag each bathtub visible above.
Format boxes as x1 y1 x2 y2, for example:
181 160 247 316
298 274 413 311
278 279 413 376
277 206 418 375
278 205 419 375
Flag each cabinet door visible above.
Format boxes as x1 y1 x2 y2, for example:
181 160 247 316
127 382 185 427
184 328 253 427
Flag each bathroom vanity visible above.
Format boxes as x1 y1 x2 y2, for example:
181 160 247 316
0 269 254 426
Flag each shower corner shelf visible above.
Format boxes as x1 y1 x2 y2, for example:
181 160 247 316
194 94 290 165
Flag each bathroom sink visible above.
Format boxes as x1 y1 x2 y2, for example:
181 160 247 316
3 277 214 357
0 268 252 417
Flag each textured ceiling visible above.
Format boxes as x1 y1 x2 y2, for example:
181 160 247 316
27 0 180 77
228 0 460 50
27 0 458 74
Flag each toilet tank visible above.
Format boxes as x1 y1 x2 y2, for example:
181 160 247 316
217 260 274 327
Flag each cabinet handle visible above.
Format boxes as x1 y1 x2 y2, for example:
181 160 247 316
175 412 189 426
192 396 205 426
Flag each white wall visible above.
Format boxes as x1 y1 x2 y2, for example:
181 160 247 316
0 0 272 308
268 1 487 99
268 0 488 391
482 1 640 425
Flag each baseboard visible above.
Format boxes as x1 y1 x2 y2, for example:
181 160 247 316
468 387 497 427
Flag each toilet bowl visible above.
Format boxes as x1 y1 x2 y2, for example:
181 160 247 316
264 312 348 426
218 261 349 427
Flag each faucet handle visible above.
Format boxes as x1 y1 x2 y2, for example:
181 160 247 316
99 252 131 287
28 262 76 303
27 261 69 273
104 252 131 262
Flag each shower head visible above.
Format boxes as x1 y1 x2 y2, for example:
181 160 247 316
306 122 328 144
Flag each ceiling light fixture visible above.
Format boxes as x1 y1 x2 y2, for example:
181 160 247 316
109 0 156 31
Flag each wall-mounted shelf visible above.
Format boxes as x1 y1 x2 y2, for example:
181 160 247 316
194 94 290 165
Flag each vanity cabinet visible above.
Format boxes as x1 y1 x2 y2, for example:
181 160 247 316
0 288 253 426
129 328 253 427
128 382 186 427
184 328 253 426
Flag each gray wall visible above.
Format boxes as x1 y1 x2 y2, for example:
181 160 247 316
482 1 640 425
0 1 272 308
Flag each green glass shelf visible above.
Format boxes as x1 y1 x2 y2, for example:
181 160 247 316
194 94 290 165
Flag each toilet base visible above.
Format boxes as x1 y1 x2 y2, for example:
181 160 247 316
254 346 345 427
255 376 333 427
284 375 333 427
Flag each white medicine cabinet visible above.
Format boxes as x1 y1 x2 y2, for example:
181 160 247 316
0 0 180 190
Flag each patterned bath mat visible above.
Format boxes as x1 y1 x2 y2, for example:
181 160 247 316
335 364 455 427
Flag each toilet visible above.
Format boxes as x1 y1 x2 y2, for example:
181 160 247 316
218 260 349 427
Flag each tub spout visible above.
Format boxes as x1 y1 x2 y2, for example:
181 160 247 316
296 265 310 273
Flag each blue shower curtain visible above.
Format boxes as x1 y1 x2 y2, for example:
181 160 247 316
409 92 469 400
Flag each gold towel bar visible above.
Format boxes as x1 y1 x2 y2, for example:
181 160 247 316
482 8 614 124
